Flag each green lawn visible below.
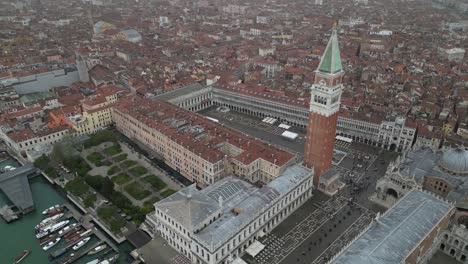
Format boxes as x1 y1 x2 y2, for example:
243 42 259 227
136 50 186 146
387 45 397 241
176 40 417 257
121 160 137 168
129 166 148 177
144 196 160 207
141 196 160 214
113 153 128 162
107 165 120 176
87 152 105 166
112 173 131 185
104 144 122 156
160 189 177 198
124 182 151 200
143 175 167 191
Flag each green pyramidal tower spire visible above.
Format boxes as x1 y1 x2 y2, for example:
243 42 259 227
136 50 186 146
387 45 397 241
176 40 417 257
317 28 343 74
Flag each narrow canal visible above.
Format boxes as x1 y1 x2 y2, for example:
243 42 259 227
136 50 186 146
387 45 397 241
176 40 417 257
0 158 134 264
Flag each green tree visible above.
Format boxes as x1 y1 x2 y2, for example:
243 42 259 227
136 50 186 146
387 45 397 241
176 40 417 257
33 154 50 170
83 130 117 148
65 178 89 197
109 219 125 233
85 175 105 190
51 141 76 163
83 194 97 208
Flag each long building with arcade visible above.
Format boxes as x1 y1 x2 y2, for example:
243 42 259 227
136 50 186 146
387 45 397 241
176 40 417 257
154 85 416 154
112 96 296 188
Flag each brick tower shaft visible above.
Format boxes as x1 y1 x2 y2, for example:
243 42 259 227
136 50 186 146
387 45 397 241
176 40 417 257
305 112 338 186
304 26 344 187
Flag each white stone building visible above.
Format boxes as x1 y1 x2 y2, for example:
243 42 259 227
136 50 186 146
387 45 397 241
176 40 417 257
144 164 313 264
372 147 468 208
0 125 70 161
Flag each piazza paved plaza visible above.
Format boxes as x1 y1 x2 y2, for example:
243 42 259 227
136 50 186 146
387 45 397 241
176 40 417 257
244 195 375 264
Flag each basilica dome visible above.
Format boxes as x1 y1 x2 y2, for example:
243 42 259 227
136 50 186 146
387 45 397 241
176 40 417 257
439 148 468 176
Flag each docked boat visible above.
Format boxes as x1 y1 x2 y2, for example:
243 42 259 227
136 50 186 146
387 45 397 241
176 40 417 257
86 260 99 264
64 228 81 239
79 229 92 238
59 253 75 264
39 235 56 246
49 220 69 233
72 237 90 250
88 244 107 255
68 230 85 241
68 234 82 243
42 238 61 251
35 213 63 229
13 249 30 264
98 253 119 264
47 206 64 217
35 230 49 239
58 223 78 236
42 205 60 215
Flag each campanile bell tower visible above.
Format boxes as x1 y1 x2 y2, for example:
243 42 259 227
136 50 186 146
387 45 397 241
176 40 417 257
304 26 344 186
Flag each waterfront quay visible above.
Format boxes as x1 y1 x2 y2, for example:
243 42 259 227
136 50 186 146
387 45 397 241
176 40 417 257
0 155 134 264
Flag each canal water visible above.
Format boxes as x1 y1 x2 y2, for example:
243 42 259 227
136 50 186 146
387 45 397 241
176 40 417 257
0 159 134 264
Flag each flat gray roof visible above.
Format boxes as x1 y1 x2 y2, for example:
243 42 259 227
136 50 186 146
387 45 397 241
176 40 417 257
332 190 454 264
196 164 311 251
0 164 36 212
154 83 205 101
154 164 312 252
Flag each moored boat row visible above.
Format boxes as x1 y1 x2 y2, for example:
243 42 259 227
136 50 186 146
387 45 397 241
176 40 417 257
35 213 63 230
33 204 119 264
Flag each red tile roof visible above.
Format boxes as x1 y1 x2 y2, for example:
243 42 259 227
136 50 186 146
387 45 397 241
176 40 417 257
115 96 295 166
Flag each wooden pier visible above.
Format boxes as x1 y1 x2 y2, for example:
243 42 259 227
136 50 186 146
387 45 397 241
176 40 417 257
48 203 119 263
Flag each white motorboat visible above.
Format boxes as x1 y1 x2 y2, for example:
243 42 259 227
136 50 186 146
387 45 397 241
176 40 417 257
72 237 91 250
58 223 78 236
42 237 60 251
49 220 69 233
87 244 107 255
42 205 60 215
98 254 118 264
35 230 49 239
